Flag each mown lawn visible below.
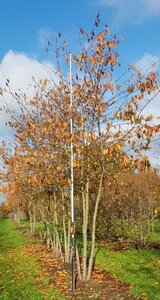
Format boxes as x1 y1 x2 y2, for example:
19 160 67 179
9 219 160 299
95 246 160 300
95 220 160 300
0 219 65 300
75 220 160 299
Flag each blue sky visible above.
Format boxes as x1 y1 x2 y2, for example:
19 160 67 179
0 0 160 202
0 1 159 128
0 0 160 140
0 0 160 63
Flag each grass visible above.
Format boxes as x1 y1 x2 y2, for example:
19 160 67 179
21 220 54 236
0 219 65 300
95 246 160 300
77 219 160 299
5 218 160 299
95 219 160 300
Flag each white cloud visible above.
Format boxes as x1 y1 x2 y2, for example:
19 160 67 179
38 27 56 48
97 0 160 26
0 50 58 202
134 53 160 167
0 50 56 142
0 50 159 170
111 52 160 167
135 53 159 75
135 53 160 120
0 50 55 92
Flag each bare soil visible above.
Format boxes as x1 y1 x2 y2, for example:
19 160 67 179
23 233 140 300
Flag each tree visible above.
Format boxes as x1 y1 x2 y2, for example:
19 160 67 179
0 14 160 281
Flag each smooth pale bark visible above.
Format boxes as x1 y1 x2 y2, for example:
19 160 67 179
53 192 64 261
36 202 53 250
15 204 20 225
82 179 89 281
76 173 104 282
76 245 82 280
87 174 103 281
67 218 71 262
28 209 33 234
33 203 36 233
62 190 71 262
45 222 51 250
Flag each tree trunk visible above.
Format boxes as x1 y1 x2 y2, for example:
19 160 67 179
76 245 82 280
82 179 89 281
28 209 33 234
53 192 64 261
62 190 70 262
87 174 103 281
33 203 36 233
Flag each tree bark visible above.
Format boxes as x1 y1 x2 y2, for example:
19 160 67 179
87 173 103 281
82 178 89 281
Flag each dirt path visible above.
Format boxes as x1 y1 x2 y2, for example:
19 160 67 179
0 220 63 300
23 234 138 300
0 219 139 299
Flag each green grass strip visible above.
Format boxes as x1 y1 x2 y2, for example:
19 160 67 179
95 246 160 300
0 219 64 300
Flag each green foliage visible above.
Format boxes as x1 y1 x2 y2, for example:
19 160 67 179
108 217 134 239
150 219 160 244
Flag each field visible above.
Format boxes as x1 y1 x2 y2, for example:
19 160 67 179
0 219 160 300
95 219 160 299
0 219 64 300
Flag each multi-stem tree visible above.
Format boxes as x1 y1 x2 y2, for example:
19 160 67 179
0 15 160 281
